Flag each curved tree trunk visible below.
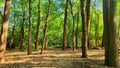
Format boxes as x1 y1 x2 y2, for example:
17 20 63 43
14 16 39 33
0 0 12 63
35 0 41 50
69 0 76 51
41 0 51 54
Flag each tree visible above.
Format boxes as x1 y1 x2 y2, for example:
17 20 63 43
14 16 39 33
41 0 52 54
86 0 91 49
35 0 41 50
80 0 88 58
102 0 108 48
69 0 76 51
0 0 12 63
20 7 25 50
75 11 80 49
8 13 16 49
28 0 32 55
95 13 99 47
103 0 119 67
62 0 69 50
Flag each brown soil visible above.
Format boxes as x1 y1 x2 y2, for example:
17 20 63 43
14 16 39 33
0 48 120 68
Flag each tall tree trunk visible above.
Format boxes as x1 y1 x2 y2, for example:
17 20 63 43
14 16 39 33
118 23 120 37
20 7 25 50
35 0 41 50
86 0 91 50
102 0 108 48
28 0 32 55
0 0 12 63
103 0 109 64
75 11 80 49
62 0 69 50
0 11 2 21
95 13 99 47
80 0 88 58
8 13 16 49
69 1 76 51
41 0 51 54
103 0 119 67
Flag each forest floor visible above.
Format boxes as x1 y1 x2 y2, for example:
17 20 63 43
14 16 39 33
0 48 120 68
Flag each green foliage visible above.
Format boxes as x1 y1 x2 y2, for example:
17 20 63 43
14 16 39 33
2 0 120 50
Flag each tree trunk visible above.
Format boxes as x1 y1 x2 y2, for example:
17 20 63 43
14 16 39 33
28 0 32 55
103 0 119 67
75 11 80 49
8 13 16 49
69 1 76 51
102 0 109 48
0 0 12 63
86 0 91 50
41 0 51 54
95 13 99 47
80 0 88 58
62 0 69 50
20 7 25 50
35 0 41 50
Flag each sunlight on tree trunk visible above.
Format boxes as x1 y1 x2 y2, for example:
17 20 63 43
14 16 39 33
0 0 12 63
103 0 119 67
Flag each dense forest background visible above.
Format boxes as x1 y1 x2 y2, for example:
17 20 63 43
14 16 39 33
0 0 104 50
0 0 120 67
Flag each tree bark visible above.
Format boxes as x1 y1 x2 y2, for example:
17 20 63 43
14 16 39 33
75 11 80 49
20 7 25 50
62 0 69 50
103 0 119 67
80 0 88 58
0 0 12 63
41 0 51 54
28 0 32 55
102 0 108 48
86 0 91 50
35 0 41 50
95 13 99 47
69 0 76 51
8 13 16 49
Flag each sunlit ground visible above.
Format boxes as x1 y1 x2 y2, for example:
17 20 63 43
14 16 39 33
0 48 120 68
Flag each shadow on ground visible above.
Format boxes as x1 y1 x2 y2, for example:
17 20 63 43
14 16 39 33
0 48 119 68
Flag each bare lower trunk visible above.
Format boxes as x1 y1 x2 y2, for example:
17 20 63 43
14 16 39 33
80 0 88 58
86 0 91 50
28 0 32 55
35 0 41 50
20 8 25 50
103 0 119 67
69 1 76 51
41 0 51 54
0 0 12 63
75 11 80 49
62 0 69 50
9 14 16 49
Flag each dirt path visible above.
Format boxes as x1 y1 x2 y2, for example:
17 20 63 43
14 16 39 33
0 48 120 68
